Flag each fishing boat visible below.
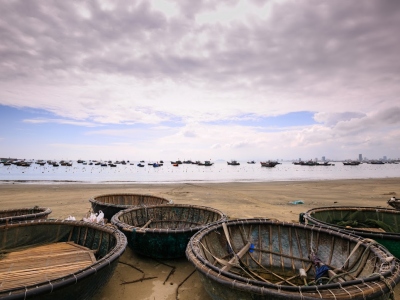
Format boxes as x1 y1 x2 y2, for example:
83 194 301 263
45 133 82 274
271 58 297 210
198 161 213 166
0 207 52 225
186 218 400 300
260 161 279 167
300 206 400 258
343 161 361 166
111 204 227 259
227 160 240 165
0 219 127 299
89 193 172 222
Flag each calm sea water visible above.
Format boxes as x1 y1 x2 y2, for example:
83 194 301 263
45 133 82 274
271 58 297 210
0 161 399 184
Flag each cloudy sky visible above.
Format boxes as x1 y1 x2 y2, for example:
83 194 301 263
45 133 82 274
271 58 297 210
1 0 399 162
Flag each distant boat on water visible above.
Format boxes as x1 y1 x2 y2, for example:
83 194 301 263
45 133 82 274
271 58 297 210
260 161 279 167
293 160 332 166
198 161 213 166
343 161 361 166
369 160 385 164
227 160 240 166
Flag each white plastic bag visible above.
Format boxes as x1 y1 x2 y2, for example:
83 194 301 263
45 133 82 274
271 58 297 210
83 212 98 223
96 210 105 225
83 210 104 224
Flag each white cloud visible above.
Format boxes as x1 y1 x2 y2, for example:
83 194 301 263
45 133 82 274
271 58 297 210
23 118 100 127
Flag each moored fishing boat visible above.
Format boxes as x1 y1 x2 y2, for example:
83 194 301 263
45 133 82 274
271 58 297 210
0 219 127 300
186 218 400 300
197 160 213 166
89 193 172 222
300 206 400 258
260 161 279 167
343 161 361 166
111 204 227 259
0 207 52 225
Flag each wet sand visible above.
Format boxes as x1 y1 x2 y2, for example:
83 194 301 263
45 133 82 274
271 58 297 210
1 178 399 299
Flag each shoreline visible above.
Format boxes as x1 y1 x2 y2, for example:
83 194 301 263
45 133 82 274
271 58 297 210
1 178 400 299
1 176 400 185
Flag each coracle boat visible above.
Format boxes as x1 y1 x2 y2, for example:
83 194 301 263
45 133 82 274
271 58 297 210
387 197 400 210
112 204 227 259
0 219 127 300
89 193 172 222
186 218 400 300
0 207 52 225
300 206 400 258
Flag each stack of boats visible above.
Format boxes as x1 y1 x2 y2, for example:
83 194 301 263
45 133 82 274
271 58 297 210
2 194 400 299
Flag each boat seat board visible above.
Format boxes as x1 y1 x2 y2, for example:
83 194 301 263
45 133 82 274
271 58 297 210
0 242 96 291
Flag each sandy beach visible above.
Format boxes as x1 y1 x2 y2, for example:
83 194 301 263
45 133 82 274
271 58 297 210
1 178 400 299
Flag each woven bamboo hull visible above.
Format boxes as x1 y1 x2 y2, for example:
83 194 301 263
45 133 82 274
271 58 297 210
89 193 172 221
112 204 227 259
387 199 400 210
0 220 127 300
186 219 400 300
0 207 51 224
300 206 400 258
127 229 196 259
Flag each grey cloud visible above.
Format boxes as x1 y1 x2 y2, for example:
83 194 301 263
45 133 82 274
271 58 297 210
314 112 366 126
334 107 400 135
1 0 400 123
182 130 197 137
376 107 400 124
2 0 399 87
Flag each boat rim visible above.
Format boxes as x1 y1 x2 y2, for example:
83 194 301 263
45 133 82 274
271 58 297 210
89 192 173 208
0 207 52 223
111 203 227 234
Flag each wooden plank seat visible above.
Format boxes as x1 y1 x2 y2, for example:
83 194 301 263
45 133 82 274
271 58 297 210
0 242 96 291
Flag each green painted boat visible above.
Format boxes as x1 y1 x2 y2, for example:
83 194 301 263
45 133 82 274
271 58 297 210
0 219 127 299
112 204 227 259
186 218 400 300
300 206 400 259
89 193 172 221
0 207 52 225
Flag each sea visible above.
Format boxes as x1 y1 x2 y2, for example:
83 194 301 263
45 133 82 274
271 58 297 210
0 161 399 184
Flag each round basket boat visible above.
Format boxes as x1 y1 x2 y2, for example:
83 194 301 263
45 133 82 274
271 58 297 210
0 207 52 225
0 219 127 300
300 206 400 259
111 204 227 259
186 218 400 300
387 197 400 210
89 193 172 221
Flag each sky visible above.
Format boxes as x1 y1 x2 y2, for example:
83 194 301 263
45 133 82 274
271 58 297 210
1 0 399 162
